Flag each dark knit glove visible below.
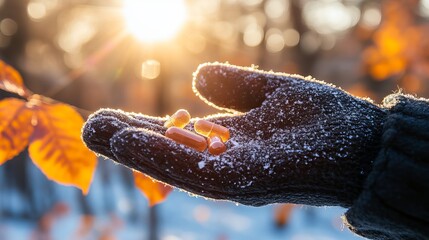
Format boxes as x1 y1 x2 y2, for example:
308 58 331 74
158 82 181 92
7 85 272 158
82 63 386 207
344 94 429 240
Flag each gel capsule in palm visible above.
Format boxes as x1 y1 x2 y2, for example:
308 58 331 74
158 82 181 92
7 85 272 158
208 136 226 155
164 109 191 128
194 119 230 142
165 127 207 152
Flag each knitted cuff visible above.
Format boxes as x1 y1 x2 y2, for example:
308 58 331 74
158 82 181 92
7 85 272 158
344 94 429 240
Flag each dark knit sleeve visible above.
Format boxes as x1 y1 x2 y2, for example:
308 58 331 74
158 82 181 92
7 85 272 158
344 94 429 240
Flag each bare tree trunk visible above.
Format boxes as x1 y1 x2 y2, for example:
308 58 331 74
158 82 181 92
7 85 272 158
148 206 159 240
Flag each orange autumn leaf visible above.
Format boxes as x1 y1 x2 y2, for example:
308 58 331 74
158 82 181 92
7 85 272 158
274 204 295 228
0 60 29 97
0 98 34 164
133 171 172 206
28 102 97 194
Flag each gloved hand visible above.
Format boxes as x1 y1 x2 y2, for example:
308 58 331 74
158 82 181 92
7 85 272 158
82 63 386 207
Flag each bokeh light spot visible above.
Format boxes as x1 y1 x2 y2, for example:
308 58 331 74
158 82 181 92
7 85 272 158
284 29 300 47
264 0 287 19
28 2 47 20
361 7 382 28
243 23 264 47
0 18 18 36
303 0 359 34
141 59 161 79
266 28 285 53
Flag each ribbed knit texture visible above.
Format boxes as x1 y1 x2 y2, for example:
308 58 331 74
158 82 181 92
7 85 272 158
345 94 429 240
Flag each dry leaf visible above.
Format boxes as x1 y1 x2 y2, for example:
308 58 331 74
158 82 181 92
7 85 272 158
0 62 98 194
133 171 172 206
28 102 97 194
0 98 34 164
0 60 29 97
274 204 295 228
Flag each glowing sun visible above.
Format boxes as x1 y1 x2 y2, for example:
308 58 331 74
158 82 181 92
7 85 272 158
122 0 187 42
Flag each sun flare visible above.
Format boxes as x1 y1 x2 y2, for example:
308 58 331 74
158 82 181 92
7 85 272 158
122 0 187 43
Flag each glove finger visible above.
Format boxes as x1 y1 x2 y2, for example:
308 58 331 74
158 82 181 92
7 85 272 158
90 108 167 131
194 62 363 114
82 115 129 159
82 109 167 158
193 63 282 113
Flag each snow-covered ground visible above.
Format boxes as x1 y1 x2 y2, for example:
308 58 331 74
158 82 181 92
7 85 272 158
0 191 364 240
0 157 365 240
158 191 364 240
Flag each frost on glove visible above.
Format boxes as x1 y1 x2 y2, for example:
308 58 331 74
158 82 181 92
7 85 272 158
82 63 386 208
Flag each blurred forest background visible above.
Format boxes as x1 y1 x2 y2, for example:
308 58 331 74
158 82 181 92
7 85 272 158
0 0 428 239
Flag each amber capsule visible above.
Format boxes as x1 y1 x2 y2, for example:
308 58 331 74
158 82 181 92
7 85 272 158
194 119 230 142
164 109 191 128
165 127 207 152
208 136 227 155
